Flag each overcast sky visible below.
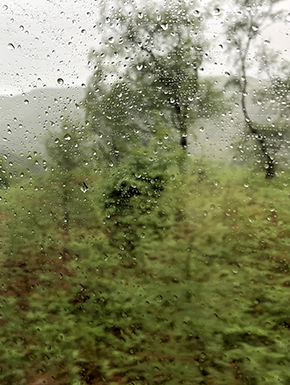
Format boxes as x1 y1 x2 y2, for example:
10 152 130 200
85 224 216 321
1 0 290 96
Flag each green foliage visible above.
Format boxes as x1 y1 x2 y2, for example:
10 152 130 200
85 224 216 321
103 127 181 216
0 155 11 188
46 118 92 171
3 157 290 384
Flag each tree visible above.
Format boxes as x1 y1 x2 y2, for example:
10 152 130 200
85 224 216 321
45 118 96 240
225 0 285 178
253 49 290 164
85 0 224 163
0 155 10 188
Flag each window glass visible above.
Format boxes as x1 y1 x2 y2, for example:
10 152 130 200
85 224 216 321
1 1 290 384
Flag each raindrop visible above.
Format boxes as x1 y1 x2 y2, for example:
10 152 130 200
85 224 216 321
193 9 200 17
264 40 270 45
199 126 204 132
137 64 143 70
213 8 220 16
19 25 24 31
108 36 114 43
286 13 290 22
252 25 258 32
225 71 230 77
3 5 8 10
24 99 29 105
161 23 168 30
80 182 89 193
64 134 71 140
57 78 64 85
138 12 143 19
7 43 15 50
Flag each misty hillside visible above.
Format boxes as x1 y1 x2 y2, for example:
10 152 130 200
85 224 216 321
0 87 85 157
0 78 282 163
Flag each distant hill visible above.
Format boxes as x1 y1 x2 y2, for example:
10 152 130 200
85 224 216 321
0 87 85 157
0 79 284 168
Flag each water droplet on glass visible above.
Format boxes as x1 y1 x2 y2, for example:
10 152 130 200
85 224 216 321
193 10 200 17
225 71 230 77
108 36 114 43
249 215 256 223
57 78 64 85
137 64 143 70
24 99 29 105
264 40 270 45
3 5 8 10
252 25 258 32
80 182 88 193
213 8 220 16
286 13 290 22
161 23 168 30
64 134 71 140
199 126 204 132
138 12 143 19
7 43 15 50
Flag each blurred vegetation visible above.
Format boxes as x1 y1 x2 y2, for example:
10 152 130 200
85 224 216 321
1 1 290 384
1 143 290 384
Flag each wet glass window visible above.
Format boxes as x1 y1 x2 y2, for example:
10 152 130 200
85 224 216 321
1 0 290 384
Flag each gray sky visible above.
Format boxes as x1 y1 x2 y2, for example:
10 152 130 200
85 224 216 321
1 0 290 96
